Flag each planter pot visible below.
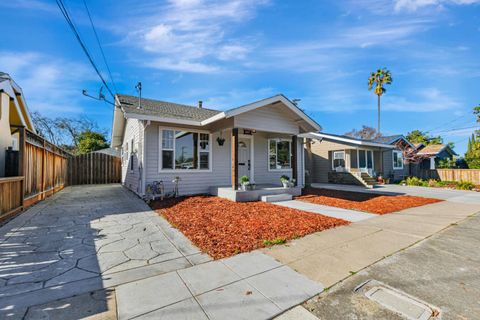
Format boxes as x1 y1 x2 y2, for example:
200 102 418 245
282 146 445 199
240 184 247 191
282 181 289 188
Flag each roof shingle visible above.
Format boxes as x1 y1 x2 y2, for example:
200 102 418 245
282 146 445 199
117 94 221 122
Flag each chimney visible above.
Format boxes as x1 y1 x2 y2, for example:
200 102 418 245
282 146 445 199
198 100 203 108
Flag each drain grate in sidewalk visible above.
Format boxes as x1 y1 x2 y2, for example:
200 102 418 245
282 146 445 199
355 280 440 320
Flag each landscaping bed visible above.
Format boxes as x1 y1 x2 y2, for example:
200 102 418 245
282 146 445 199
400 176 479 191
297 188 442 215
152 196 349 259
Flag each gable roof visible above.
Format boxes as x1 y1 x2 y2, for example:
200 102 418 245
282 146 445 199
112 94 322 147
300 132 395 149
416 144 457 156
373 134 415 148
0 72 35 132
117 94 221 123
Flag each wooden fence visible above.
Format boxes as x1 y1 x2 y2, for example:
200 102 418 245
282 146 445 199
67 153 121 185
22 128 70 208
417 169 480 185
0 177 24 222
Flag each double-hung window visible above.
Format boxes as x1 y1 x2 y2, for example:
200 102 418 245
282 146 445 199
333 151 345 169
269 139 291 170
160 129 210 171
393 150 404 169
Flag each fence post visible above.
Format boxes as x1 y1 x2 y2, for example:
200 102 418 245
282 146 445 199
18 127 25 208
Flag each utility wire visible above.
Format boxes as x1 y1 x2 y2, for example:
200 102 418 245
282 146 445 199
56 0 115 99
431 125 480 135
82 0 117 94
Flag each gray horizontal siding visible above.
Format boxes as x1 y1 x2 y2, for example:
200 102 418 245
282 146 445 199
234 104 299 134
122 118 141 193
145 124 231 195
252 132 303 186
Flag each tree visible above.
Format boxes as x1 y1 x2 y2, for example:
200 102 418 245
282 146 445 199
77 130 109 154
394 140 431 164
29 111 109 154
345 125 382 140
368 68 392 133
465 133 480 168
406 130 443 145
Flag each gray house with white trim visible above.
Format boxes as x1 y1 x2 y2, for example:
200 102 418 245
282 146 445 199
111 94 321 200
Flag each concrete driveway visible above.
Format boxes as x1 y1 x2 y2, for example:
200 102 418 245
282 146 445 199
0 185 323 320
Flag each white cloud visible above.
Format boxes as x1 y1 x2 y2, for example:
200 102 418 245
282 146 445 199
383 88 461 112
394 0 480 11
121 0 268 73
0 51 97 115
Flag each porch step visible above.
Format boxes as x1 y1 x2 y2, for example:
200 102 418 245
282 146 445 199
261 193 293 203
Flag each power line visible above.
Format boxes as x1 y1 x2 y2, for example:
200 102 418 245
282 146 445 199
82 0 117 94
424 112 472 134
55 0 115 99
432 125 480 134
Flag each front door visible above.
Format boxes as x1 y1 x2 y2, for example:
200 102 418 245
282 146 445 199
238 138 251 182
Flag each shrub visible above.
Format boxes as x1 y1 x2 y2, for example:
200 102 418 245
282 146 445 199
401 176 428 187
280 175 290 182
240 175 249 185
456 181 475 190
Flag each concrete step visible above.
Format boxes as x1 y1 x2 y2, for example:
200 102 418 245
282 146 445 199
261 194 293 203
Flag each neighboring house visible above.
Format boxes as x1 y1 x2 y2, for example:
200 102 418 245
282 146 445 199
415 144 457 170
302 132 398 187
372 134 415 180
111 94 321 200
0 73 35 177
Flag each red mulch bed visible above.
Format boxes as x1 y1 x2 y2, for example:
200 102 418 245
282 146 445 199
151 196 349 259
297 188 442 215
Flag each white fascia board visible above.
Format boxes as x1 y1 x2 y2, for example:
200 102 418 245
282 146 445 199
200 112 226 125
222 95 321 132
304 132 395 148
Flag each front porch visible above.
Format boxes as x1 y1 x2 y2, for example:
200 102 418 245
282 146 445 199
210 184 302 202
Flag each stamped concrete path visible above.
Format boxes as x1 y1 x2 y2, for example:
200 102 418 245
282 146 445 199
0 185 323 320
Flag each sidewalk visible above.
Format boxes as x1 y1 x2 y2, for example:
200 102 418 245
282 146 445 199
263 200 480 288
304 212 480 319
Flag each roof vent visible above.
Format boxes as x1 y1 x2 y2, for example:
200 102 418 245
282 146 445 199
198 100 203 108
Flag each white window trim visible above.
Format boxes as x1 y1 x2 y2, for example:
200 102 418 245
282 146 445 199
158 126 213 173
393 150 404 170
268 138 292 172
332 150 346 170
356 149 375 171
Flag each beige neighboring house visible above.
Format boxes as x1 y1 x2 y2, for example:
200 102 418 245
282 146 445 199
0 73 35 177
415 143 457 169
302 132 413 187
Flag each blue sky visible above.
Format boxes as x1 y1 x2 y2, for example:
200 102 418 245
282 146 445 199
1 0 479 154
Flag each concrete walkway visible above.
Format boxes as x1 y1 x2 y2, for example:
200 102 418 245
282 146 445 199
0 185 324 320
274 200 376 222
264 189 480 289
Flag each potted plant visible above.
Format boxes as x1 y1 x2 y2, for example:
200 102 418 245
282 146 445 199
240 175 250 191
280 175 290 188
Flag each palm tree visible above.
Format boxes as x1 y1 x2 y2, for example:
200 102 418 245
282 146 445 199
368 68 392 133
